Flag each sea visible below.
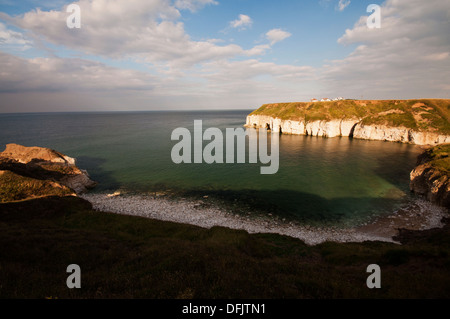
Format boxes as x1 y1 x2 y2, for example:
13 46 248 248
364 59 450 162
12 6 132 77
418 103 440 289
0 110 424 227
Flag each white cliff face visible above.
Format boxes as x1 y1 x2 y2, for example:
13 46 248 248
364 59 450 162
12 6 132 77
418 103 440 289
409 131 450 146
246 115 359 138
305 120 342 137
280 120 305 135
341 120 358 137
353 124 450 145
352 124 411 143
246 115 273 130
245 115 450 146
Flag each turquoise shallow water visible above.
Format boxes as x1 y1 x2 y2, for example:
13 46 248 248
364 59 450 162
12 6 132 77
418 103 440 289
0 110 422 226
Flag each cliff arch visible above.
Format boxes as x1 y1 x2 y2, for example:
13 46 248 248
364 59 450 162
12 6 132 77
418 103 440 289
349 123 358 138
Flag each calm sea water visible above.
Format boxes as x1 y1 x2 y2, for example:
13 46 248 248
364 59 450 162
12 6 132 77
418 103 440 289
0 110 422 226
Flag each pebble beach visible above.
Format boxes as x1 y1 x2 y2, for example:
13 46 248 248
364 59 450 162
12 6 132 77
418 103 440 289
81 192 449 246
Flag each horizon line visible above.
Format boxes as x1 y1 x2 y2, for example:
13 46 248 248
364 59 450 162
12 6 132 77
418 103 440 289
0 109 256 115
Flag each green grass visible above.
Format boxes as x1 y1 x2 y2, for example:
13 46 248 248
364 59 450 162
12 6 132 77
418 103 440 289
362 112 418 130
419 144 450 174
0 171 73 203
250 99 450 134
1 196 449 299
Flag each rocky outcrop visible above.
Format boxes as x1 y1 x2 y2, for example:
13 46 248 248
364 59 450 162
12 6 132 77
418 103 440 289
0 143 76 166
245 115 450 146
410 145 450 208
0 143 97 197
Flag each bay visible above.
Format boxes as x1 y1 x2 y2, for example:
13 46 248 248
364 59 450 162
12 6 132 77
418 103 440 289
0 110 422 227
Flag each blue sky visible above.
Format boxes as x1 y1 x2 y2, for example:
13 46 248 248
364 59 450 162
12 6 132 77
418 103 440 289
180 0 368 64
0 0 449 112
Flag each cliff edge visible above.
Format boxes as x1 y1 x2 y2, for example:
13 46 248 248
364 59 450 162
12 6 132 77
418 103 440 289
246 99 450 145
410 144 450 208
0 143 97 203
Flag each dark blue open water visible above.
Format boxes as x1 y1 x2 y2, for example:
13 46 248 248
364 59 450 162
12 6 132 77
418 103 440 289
0 110 422 226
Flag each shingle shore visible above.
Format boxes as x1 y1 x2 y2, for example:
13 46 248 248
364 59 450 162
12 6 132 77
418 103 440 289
81 193 447 245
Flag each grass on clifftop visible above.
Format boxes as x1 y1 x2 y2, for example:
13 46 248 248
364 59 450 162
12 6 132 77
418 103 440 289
1 196 450 299
0 170 74 203
250 99 450 134
420 144 450 174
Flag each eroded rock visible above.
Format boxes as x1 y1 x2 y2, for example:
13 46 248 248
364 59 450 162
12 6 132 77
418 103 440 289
0 143 97 197
410 145 450 208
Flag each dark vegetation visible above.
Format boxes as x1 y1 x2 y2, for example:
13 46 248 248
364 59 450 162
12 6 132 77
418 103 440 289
0 196 449 299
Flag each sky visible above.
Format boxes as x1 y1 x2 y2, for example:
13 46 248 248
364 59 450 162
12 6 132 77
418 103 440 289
0 0 449 113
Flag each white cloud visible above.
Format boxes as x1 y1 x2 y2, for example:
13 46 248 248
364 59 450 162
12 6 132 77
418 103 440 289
0 51 173 111
319 0 351 11
0 0 315 112
230 14 253 30
243 44 271 56
322 0 450 99
182 58 317 107
266 28 291 45
174 0 218 12
2 0 447 112
337 0 350 12
0 50 317 111
424 52 449 61
0 22 31 50
202 59 315 81
0 52 157 94
0 0 272 69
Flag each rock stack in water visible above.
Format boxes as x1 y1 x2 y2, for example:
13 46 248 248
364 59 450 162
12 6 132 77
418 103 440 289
0 143 97 203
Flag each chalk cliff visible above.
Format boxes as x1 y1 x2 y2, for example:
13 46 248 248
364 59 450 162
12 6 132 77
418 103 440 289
245 100 450 146
246 115 359 138
246 115 450 146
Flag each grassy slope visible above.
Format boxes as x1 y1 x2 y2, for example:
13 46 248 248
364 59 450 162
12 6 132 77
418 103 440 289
0 196 449 299
250 99 450 134
0 170 74 203
418 143 450 174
